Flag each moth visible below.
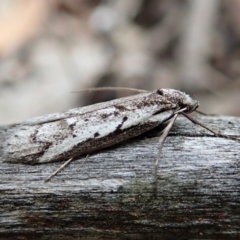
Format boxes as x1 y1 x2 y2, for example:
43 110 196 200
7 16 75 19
0 88 237 180
0 89 196 163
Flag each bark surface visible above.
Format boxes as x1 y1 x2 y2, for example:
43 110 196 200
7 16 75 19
0 115 239 239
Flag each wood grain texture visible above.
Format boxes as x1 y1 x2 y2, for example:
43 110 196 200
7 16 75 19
0 115 240 239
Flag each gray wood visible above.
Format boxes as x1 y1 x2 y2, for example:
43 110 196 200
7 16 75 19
0 115 240 239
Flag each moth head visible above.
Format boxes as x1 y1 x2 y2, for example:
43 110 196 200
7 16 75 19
156 88 199 113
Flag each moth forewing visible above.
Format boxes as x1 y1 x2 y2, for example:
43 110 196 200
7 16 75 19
1 89 189 164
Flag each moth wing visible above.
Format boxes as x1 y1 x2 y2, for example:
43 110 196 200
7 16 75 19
22 92 153 126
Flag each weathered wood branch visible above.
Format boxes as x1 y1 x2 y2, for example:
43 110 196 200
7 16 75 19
0 115 240 239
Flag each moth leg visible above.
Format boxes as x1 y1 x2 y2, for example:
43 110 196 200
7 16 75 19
77 154 89 170
45 154 90 182
182 113 240 142
45 158 73 182
154 114 178 191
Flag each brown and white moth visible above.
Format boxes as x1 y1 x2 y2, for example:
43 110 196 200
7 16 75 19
0 88 237 171
0 89 198 164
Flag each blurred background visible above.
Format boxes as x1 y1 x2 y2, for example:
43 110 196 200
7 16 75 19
0 0 240 125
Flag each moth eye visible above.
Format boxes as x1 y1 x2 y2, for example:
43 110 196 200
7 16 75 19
157 89 164 96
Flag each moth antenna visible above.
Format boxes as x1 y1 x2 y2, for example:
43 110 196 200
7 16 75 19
191 92 197 100
154 114 178 194
182 113 240 142
195 110 208 116
72 86 148 93
195 110 216 116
